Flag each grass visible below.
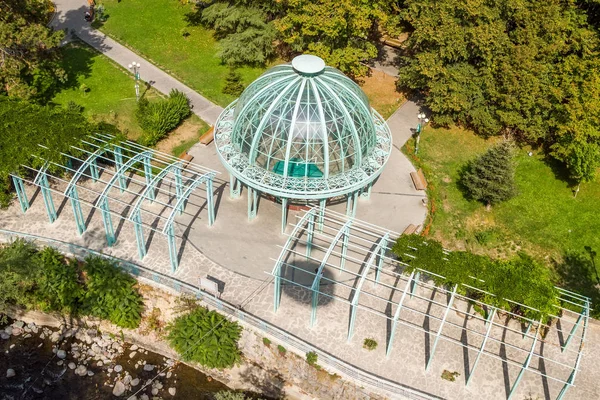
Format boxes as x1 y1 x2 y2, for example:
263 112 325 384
52 41 161 138
95 0 267 107
410 126 600 270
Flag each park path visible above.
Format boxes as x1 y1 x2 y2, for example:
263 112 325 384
50 0 224 125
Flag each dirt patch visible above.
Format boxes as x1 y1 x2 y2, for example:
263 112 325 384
359 69 404 119
155 118 205 156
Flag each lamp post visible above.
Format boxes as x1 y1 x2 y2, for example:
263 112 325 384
415 113 429 154
128 61 141 102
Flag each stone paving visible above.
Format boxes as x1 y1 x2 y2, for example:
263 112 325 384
1 171 598 400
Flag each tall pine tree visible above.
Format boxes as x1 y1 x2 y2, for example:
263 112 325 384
461 142 516 206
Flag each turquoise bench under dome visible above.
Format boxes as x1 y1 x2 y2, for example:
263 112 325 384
214 54 392 231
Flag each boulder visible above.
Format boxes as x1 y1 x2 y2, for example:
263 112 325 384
57 350 67 359
112 380 126 397
168 388 176 396
68 362 76 370
6 368 15 378
131 378 140 387
114 365 123 373
74 365 87 376
143 364 154 372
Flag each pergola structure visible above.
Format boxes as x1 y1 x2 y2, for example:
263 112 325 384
10 133 217 271
271 208 590 400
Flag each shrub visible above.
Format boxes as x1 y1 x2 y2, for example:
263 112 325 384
441 370 460 382
80 256 143 328
222 68 245 96
277 344 286 355
136 89 191 146
0 239 40 321
306 351 318 367
392 235 559 322
460 142 516 206
167 307 242 369
35 247 81 313
214 391 249 400
363 338 377 351
262 337 271 347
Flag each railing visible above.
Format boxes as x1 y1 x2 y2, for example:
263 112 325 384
0 229 439 400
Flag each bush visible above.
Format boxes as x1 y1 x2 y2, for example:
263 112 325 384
277 344 286 355
136 89 191 146
392 235 559 322
35 247 81 313
80 256 143 328
262 337 271 346
306 351 318 367
166 307 242 369
222 68 245 96
214 391 250 400
363 338 377 351
460 142 516 206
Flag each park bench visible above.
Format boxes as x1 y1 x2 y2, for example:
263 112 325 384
410 168 427 191
402 224 421 235
199 125 215 146
178 151 194 168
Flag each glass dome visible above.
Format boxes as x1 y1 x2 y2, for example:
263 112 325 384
214 55 392 200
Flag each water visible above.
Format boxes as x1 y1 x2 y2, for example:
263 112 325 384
0 319 232 400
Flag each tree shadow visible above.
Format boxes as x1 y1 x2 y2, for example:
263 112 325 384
554 249 599 318
236 362 284 399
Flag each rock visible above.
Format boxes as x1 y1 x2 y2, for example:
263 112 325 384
12 321 24 329
0 332 9 340
129 351 137 359
87 371 94 376
165 359 174 367
123 375 132 384
112 380 126 397
40 333 45 340
97 361 104 367
91 344 101 354
4 326 13 335
6 368 15 378
166 372 172 379
57 360 64 366
68 362 76 370
74 365 87 376
114 365 123 373
153 381 163 390
143 364 154 372
140 395 149 400
11 327 22 336
168 388 176 396
9 344 15 349
127 396 137 400
50 331 61 343
151 388 158 395
131 378 140 387
57 350 67 359
130 345 138 351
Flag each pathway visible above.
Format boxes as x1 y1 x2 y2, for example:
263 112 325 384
50 0 224 125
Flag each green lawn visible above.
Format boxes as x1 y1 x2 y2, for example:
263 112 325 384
410 127 600 268
52 42 162 138
96 0 267 107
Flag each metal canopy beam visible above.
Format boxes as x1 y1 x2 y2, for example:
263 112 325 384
34 164 57 223
507 318 543 400
64 147 108 196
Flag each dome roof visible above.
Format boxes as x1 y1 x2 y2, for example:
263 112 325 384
214 55 392 200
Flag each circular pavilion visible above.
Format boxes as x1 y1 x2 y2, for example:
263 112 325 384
214 55 392 231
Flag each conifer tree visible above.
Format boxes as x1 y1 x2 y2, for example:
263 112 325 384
222 68 245 96
461 142 516 206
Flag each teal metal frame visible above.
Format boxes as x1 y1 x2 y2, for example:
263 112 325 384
271 207 591 400
33 164 57 223
11 175 30 213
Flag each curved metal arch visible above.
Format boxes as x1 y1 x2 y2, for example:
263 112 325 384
128 160 183 222
162 172 216 234
95 150 153 208
64 147 109 195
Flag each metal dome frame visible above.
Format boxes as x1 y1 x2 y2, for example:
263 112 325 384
214 58 393 231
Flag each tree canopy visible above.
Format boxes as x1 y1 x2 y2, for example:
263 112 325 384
397 0 600 179
0 0 66 101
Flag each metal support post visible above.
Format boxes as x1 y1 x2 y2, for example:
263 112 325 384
132 212 146 259
99 198 116 246
346 193 352 216
11 176 30 213
310 277 321 327
339 229 349 273
562 310 584 352
206 178 215 226
90 159 99 182
351 191 358 217
281 198 288 233
522 320 532 339
229 174 240 199
361 183 372 199
247 187 258 220
411 271 421 298
375 236 388 286
507 319 543 400
69 187 86 235
426 284 458 371
306 211 315 259
387 271 415 357
557 302 589 400
167 224 178 272
466 307 497 386
318 199 326 231
38 172 57 223
175 166 183 213
143 155 154 200
113 147 126 192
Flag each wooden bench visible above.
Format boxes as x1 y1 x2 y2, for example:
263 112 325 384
199 125 215 146
178 151 194 168
410 168 427 191
403 224 421 235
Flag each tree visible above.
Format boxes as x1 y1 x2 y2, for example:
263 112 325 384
460 142 516 206
222 67 245 96
566 141 600 197
397 0 600 159
0 0 66 101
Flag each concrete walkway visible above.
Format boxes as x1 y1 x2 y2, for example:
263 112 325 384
50 0 224 125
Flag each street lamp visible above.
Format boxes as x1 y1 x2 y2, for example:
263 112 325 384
128 61 141 102
415 112 429 154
